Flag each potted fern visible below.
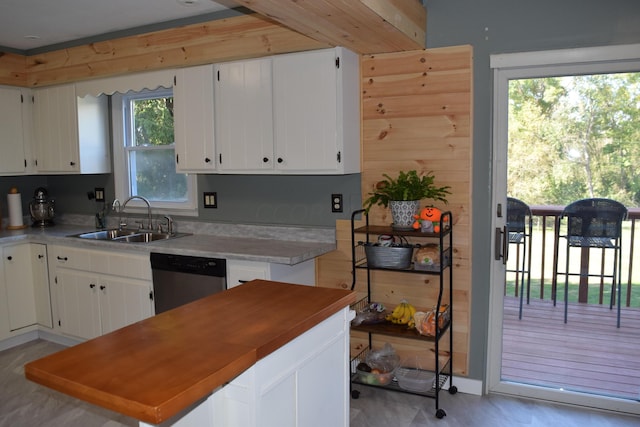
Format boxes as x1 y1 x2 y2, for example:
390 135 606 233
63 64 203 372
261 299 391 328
363 170 450 229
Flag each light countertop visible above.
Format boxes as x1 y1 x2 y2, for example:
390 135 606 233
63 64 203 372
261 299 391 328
0 220 336 265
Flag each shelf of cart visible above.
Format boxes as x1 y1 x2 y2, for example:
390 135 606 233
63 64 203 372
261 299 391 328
354 225 451 239
351 348 452 378
354 260 448 275
350 348 451 398
353 212 452 239
351 317 451 342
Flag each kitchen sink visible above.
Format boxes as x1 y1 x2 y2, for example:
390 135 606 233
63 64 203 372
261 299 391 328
69 229 191 243
73 229 140 240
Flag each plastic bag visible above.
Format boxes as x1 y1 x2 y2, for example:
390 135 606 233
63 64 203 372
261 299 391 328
365 343 400 373
414 305 450 336
351 302 386 326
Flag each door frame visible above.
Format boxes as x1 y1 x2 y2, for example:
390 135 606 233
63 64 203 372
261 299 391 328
487 43 640 414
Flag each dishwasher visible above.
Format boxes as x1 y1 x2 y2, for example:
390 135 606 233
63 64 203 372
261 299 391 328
150 252 227 314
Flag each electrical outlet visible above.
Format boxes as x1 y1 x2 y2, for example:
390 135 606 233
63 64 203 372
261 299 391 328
94 188 105 202
203 192 217 208
331 193 343 213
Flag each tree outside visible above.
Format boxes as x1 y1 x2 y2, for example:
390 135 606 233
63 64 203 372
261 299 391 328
130 96 187 201
508 73 640 206
506 73 640 307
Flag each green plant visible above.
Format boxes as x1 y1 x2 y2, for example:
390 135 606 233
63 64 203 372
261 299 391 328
363 170 451 211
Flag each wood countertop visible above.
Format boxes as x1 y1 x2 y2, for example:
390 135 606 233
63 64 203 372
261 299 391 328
24 280 355 425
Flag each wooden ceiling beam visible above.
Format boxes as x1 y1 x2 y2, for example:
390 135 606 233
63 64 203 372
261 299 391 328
233 0 426 54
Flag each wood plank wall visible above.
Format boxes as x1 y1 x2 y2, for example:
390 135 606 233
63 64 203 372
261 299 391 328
316 45 473 377
0 14 328 88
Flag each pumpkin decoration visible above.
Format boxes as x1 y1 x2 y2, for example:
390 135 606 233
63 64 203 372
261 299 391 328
412 207 443 232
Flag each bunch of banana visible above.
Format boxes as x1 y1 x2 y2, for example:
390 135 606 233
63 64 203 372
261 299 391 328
385 299 416 325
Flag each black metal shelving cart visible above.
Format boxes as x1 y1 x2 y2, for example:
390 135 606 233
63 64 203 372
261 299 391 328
349 208 457 419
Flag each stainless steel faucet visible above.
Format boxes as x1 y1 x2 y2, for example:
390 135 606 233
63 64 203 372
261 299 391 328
121 196 153 230
112 199 123 228
163 215 174 235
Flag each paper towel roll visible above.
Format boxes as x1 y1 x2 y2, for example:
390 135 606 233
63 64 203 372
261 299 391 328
7 192 24 227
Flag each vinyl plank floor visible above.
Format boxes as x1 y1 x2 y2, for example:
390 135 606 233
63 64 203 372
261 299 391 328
1 339 639 426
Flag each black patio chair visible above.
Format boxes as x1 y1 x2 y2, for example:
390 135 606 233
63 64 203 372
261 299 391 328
506 197 533 320
556 198 627 327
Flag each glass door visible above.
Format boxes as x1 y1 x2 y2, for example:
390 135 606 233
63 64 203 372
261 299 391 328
488 44 640 415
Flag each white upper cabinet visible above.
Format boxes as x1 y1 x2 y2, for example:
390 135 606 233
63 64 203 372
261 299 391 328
174 64 217 172
0 87 33 175
215 47 360 174
272 47 360 174
32 84 110 174
215 57 274 172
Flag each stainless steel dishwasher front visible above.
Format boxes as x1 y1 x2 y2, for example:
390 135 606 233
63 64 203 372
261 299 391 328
150 252 227 314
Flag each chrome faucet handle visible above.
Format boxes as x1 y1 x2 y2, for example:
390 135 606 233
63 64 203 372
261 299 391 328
112 199 124 229
163 215 174 235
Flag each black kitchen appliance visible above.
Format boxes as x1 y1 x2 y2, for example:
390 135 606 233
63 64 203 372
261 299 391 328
150 252 227 314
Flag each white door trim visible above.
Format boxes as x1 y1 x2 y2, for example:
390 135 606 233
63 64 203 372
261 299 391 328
487 43 640 415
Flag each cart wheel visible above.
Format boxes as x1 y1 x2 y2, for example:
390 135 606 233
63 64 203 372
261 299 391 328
436 409 447 419
351 389 360 399
448 385 458 395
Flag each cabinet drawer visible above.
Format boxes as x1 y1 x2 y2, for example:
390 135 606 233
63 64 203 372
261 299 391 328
50 246 151 280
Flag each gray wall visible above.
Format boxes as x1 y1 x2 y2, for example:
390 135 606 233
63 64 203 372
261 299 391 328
423 0 640 382
0 172 361 228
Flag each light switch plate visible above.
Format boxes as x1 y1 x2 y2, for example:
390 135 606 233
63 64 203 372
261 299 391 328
94 188 105 202
203 192 217 208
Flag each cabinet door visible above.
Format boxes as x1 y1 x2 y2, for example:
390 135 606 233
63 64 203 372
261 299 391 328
3 245 37 330
215 58 274 172
0 266 9 340
226 260 269 288
98 276 153 335
31 244 53 328
0 87 27 174
272 49 339 172
33 84 79 173
56 269 101 340
174 64 217 172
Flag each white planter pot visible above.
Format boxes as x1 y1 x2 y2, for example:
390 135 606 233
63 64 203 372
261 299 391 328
390 200 420 230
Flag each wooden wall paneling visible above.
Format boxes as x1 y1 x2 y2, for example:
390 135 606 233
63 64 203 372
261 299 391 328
317 45 473 378
0 52 27 86
22 14 328 87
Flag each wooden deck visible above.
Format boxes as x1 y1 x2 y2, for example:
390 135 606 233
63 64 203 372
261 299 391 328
502 296 640 401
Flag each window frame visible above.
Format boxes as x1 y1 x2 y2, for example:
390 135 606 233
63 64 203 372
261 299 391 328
111 88 197 216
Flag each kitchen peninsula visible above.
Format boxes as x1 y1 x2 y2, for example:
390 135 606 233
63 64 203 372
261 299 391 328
25 280 356 427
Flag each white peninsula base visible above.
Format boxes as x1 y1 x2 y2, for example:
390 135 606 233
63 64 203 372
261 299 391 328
141 306 353 427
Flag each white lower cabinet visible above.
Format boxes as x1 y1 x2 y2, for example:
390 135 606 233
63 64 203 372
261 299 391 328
226 259 315 288
140 306 352 427
56 269 152 340
51 246 153 340
0 243 52 338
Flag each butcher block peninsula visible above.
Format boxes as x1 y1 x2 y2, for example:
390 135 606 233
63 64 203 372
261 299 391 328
25 280 356 427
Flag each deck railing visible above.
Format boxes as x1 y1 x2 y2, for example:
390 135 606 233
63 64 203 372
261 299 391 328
506 205 640 308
